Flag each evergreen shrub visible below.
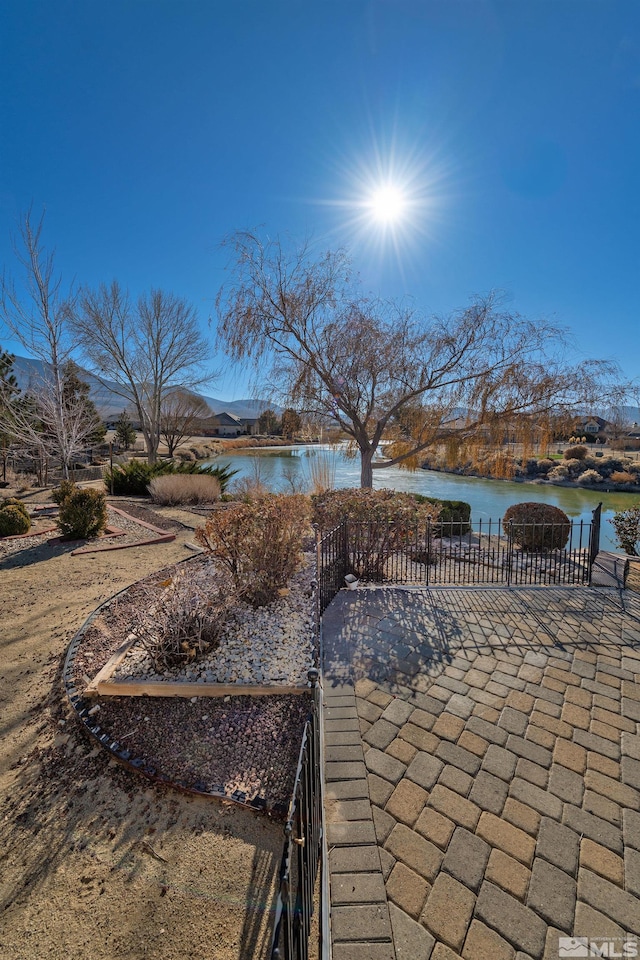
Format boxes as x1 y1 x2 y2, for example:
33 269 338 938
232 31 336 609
58 488 108 539
502 502 571 552
0 503 31 536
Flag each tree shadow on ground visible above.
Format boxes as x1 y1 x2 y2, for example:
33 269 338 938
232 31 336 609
0 671 285 960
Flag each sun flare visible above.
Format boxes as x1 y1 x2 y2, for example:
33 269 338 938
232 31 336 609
369 185 407 223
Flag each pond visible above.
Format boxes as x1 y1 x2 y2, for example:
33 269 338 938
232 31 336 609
206 444 638 553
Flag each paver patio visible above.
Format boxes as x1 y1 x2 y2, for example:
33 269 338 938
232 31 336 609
322 587 640 960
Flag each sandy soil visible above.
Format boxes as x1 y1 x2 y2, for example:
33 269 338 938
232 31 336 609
0 487 286 960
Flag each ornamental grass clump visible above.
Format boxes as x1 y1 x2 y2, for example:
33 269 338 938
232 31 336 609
502 502 571 552
126 565 231 671
194 493 311 606
148 474 221 505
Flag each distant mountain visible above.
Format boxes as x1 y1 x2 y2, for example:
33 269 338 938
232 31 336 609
8 355 278 420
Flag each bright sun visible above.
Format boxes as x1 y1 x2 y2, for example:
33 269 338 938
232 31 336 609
369 185 406 223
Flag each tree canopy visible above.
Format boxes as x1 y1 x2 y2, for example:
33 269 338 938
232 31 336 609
72 281 212 463
217 231 618 487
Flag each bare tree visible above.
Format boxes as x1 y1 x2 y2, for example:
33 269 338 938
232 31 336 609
72 282 212 463
217 231 618 488
0 210 100 479
160 387 211 456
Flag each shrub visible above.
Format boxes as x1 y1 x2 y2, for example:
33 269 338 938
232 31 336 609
51 480 76 505
126 564 232 671
311 488 442 580
104 459 237 496
502 502 571 552
195 493 311 606
411 495 471 536
611 504 640 556
577 469 603 485
537 458 554 474
564 445 588 461
312 487 441 530
148 474 221 505
0 504 31 536
0 497 30 520
563 458 584 477
610 471 636 484
548 463 570 481
58 488 108 539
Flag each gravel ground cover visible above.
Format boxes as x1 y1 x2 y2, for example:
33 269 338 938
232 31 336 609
0 503 175 562
69 552 317 808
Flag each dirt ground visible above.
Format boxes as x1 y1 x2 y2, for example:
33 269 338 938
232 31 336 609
0 487 285 960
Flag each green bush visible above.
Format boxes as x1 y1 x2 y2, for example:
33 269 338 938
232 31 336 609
51 480 76 505
104 459 237 496
0 504 31 536
0 497 30 520
503 502 571 552
411 495 472 535
195 493 311 606
58 488 108 539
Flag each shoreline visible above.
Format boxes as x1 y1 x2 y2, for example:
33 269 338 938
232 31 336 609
418 463 640 496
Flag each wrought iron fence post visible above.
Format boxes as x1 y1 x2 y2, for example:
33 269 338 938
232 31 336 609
506 518 514 587
588 502 602 585
426 517 431 587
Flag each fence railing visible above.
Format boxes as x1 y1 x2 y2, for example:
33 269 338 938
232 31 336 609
317 505 602 594
318 522 348 613
270 670 324 960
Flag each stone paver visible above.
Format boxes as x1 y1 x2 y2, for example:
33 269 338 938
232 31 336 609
323 587 640 959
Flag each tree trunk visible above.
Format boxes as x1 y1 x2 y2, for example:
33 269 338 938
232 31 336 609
360 448 374 489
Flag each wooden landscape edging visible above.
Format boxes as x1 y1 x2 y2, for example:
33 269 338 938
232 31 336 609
84 636 308 699
84 679 309 698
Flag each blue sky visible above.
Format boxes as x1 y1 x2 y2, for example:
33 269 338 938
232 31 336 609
0 0 638 400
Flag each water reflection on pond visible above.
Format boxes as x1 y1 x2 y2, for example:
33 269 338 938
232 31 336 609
206 444 638 553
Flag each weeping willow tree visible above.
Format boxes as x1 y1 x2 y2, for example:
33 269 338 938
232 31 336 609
217 231 622 489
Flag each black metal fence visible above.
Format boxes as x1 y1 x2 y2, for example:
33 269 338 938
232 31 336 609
318 521 348 613
270 670 323 960
318 504 602 598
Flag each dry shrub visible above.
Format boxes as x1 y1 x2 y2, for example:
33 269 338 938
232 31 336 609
503 502 571 552
126 564 231 671
148 474 220 505
194 493 311 606
307 449 337 494
311 488 441 581
548 463 570 481
537 458 554 474
611 504 640 556
610 471 636 484
564 445 588 460
577 469 603 485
